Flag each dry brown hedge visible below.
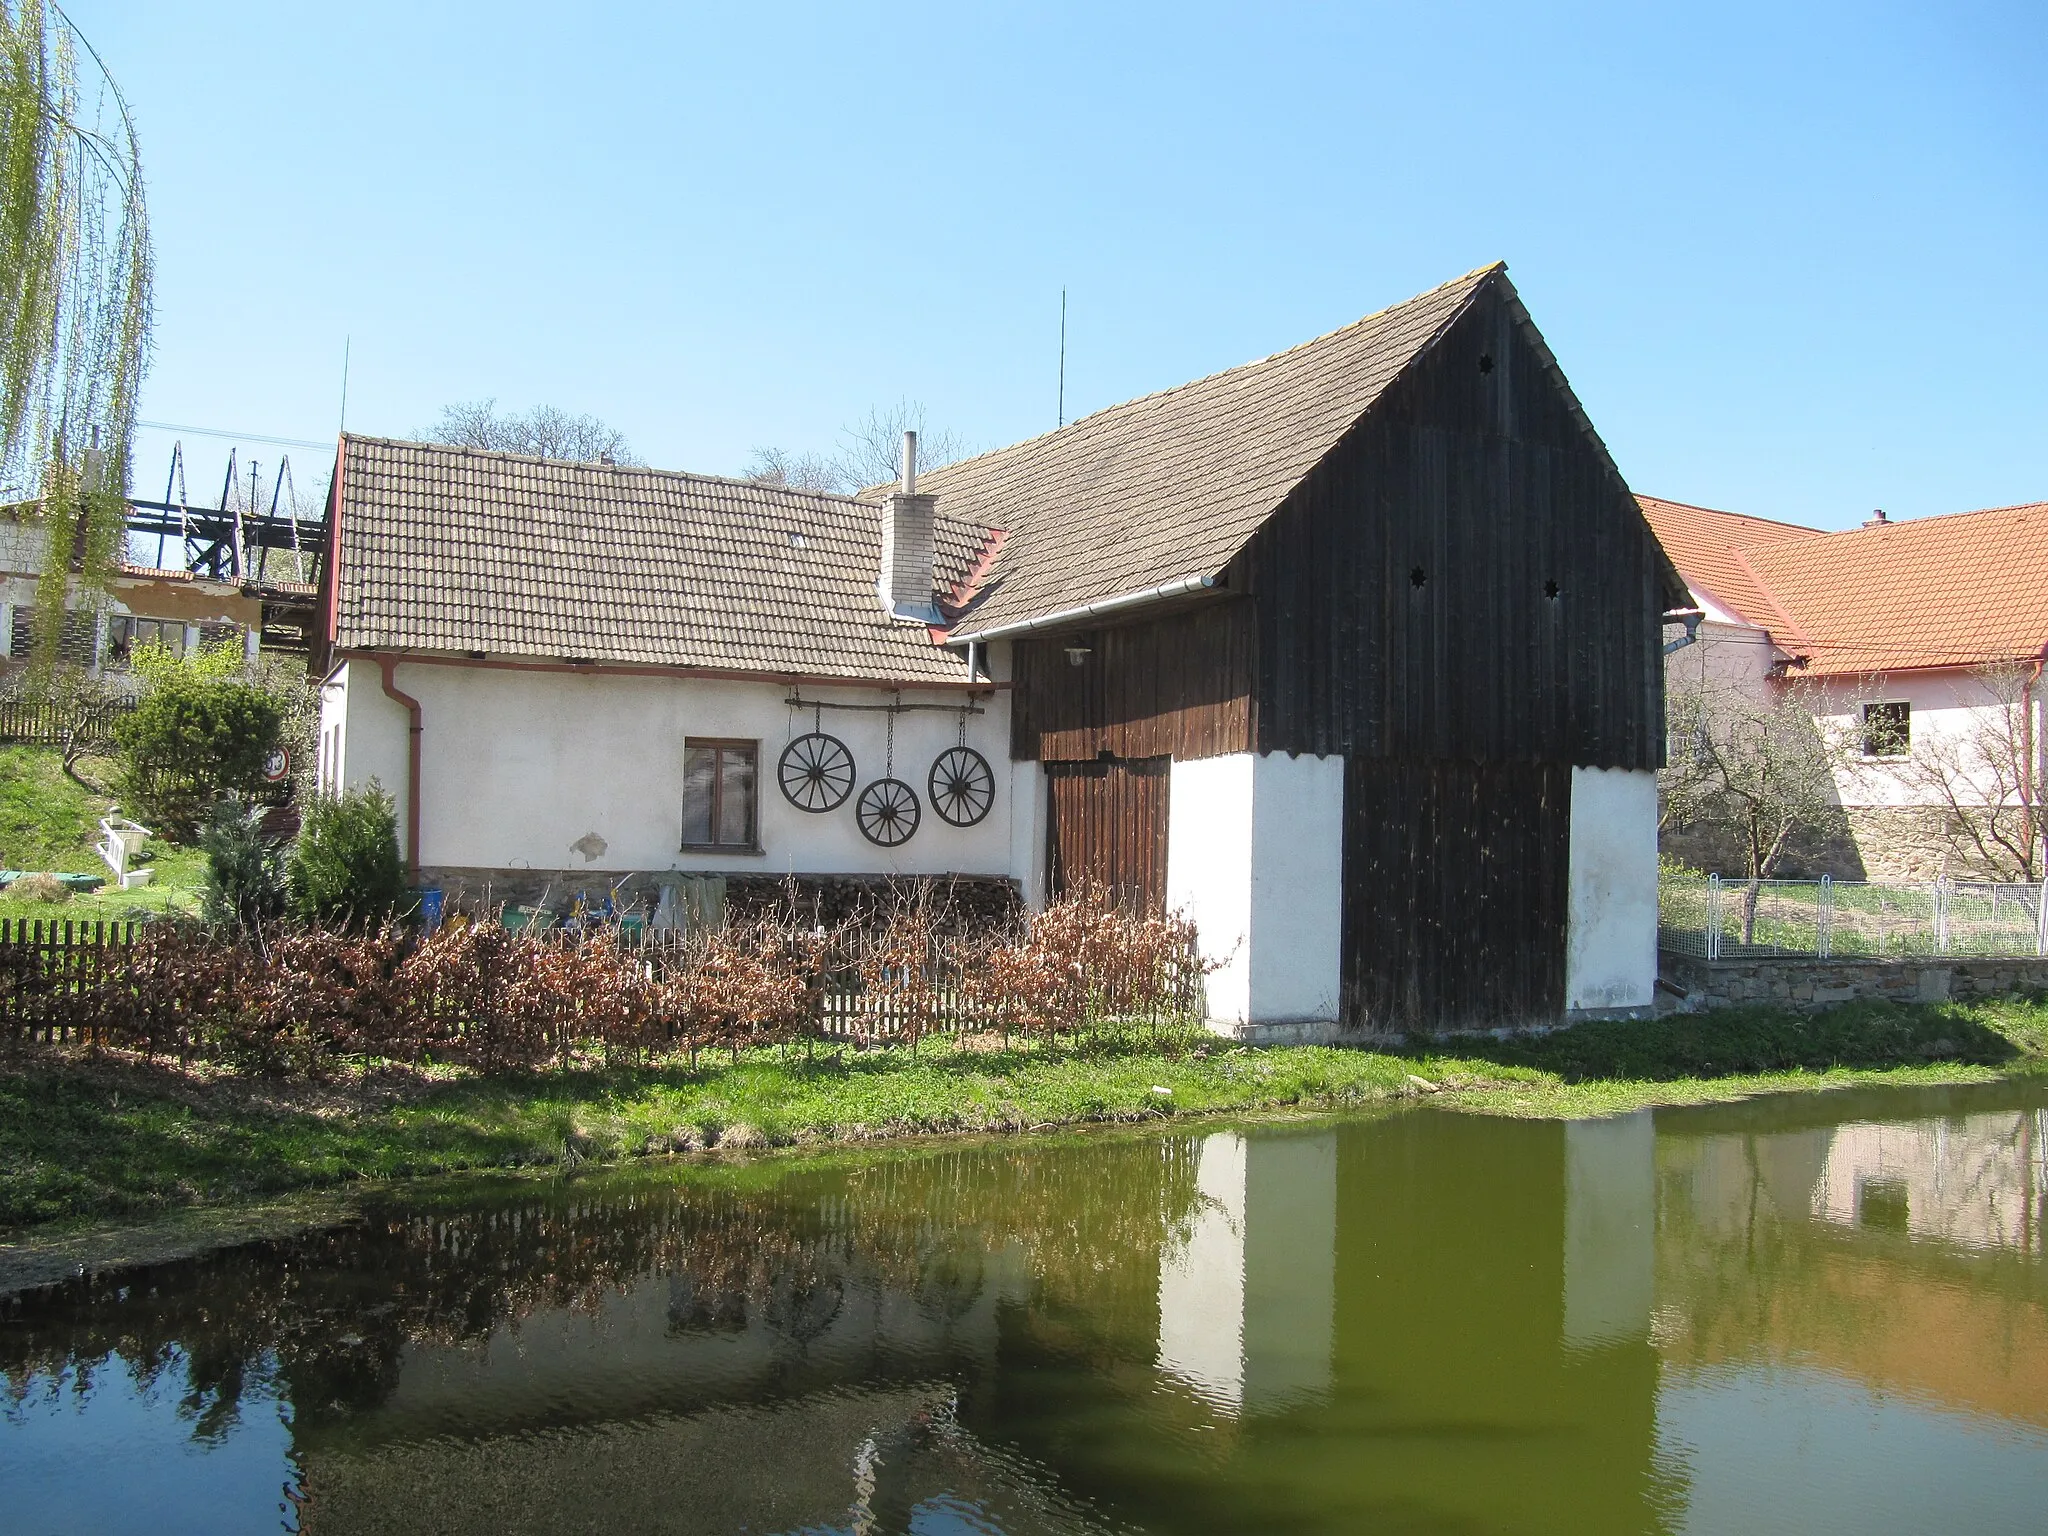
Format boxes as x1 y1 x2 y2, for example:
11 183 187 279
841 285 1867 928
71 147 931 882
4 890 1208 1076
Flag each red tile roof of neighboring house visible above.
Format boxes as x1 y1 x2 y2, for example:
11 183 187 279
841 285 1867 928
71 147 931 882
1640 495 2048 677
1635 495 1822 629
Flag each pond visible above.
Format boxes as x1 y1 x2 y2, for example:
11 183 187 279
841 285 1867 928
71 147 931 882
3 1080 2045 1534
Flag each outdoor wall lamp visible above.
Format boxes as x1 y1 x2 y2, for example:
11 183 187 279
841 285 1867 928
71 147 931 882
1064 644 1092 666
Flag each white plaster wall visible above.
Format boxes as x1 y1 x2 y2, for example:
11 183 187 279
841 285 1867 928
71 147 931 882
1166 752 1343 1028
349 660 1020 880
1665 614 1781 712
1248 753 1344 1024
1008 758 1047 909
1566 766 1658 1012
325 660 411 821
1167 755 1255 1024
1807 670 2043 811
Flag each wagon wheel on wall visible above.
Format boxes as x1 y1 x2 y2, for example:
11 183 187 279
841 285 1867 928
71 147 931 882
929 746 994 827
779 732 856 812
856 779 921 846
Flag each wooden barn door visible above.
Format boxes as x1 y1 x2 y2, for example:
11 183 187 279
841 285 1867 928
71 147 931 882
1341 758 1571 1032
1045 756 1171 913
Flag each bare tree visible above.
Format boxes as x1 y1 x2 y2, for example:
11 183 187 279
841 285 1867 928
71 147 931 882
836 400 965 490
742 446 848 495
746 399 967 497
419 400 641 465
1875 663 2045 881
1662 676 1853 940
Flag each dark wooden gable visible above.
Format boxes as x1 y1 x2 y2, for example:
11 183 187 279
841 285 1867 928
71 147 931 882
1009 600 1257 763
1245 278 1669 771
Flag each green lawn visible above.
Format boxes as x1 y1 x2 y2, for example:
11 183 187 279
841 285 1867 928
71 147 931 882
0 746 204 923
6 995 2044 1233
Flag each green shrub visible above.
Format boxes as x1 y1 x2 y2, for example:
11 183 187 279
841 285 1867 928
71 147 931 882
198 800 287 930
288 784 410 926
114 642 284 838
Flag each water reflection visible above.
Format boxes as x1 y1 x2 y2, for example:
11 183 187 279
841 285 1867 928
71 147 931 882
2 1082 2044 1535
1156 1128 1335 1416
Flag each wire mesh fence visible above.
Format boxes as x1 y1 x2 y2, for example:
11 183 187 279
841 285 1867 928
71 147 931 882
1660 874 2048 960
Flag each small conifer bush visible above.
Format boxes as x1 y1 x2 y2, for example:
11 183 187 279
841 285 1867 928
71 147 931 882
288 784 410 926
198 800 288 930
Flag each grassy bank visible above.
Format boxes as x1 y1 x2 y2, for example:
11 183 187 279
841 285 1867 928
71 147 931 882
0 746 204 921
4 995 2046 1233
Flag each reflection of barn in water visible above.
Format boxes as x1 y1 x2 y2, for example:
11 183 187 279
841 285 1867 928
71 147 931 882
10 1095 2044 1535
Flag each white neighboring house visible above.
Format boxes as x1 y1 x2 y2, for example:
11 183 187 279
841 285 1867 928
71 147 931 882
0 506 271 680
316 265 1679 1037
1642 495 2048 881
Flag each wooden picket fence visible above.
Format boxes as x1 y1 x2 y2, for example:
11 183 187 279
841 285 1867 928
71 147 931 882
0 918 139 1043
0 697 134 749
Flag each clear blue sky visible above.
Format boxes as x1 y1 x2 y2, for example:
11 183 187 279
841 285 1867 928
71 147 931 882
78 0 2045 529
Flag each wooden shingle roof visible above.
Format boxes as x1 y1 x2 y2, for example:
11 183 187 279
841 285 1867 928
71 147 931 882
329 436 993 685
904 265 1504 639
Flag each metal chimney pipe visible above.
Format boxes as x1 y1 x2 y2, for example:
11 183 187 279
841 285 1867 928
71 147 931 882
901 430 918 495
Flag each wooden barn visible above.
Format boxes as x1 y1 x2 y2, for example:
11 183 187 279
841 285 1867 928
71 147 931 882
921 262 1687 1035
315 262 1684 1039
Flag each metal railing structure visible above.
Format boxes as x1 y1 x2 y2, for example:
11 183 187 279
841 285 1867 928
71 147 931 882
1661 874 2048 961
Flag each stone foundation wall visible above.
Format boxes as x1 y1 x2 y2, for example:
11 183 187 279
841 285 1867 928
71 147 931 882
416 867 1023 933
1841 805 2039 882
1660 948 2048 1011
1661 803 2039 883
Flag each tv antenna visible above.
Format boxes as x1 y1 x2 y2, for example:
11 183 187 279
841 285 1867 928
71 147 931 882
1057 289 1067 428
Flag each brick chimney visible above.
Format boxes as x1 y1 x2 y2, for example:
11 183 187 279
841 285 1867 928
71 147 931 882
1864 508 1889 528
878 430 941 624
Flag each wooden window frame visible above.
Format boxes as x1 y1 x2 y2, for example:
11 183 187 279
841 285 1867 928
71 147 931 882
680 737 764 854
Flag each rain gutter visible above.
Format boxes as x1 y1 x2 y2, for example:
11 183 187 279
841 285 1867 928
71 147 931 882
947 573 1220 647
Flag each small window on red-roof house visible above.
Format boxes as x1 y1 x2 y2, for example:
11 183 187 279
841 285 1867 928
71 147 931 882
681 739 759 851
1862 702 1910 759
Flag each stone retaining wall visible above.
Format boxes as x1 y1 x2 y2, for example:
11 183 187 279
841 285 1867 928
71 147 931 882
1660 949 2048 1011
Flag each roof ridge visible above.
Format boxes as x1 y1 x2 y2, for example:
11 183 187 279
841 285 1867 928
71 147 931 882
1637 493 1826 537
896 263 1505 494
1815 499 2048 536
341 432 1000 523
1723 543 1814 652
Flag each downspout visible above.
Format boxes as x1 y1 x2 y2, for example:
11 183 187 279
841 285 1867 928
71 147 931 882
1663 609 1704 656
2025 646 2047 879
375 654 423 880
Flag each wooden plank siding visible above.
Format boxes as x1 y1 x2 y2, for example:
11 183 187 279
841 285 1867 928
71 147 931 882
1045 756 1171 914
1246 280 1668 770
1341 758 1571 1030
1010 601 1255 764
1001 278 1670 1027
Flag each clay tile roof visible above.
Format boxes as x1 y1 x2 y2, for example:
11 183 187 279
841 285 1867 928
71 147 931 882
331 436 994 684
1636 495 1824 629
905 265 1509 637
1739 501 2048 676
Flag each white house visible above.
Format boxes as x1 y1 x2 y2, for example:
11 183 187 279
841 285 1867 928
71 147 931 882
317 264 1680 1036
1643 495 2048 880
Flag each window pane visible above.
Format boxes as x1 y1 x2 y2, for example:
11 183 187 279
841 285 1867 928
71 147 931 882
717 747 756 845
681 747 716 844
1863 702 1910 758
